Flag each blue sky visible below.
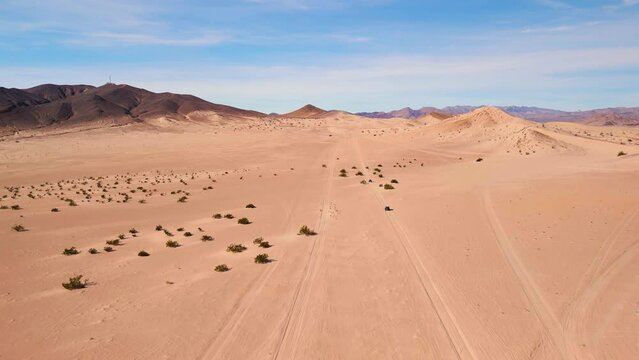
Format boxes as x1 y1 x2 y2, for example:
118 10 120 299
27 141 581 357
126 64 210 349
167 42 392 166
1 0 638 113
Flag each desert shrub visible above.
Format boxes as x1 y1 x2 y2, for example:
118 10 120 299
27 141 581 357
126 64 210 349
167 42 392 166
12 224 27 232
245 203 256 208
254 253 270 264
298 225 317 236
88 248 98 254
51 208 60 212
62 247 80 256
155 225 163 231
184 232 193 237
378 174 384 178
138 250 150 256
390 179 399 184
104 246 114 252
118 234 126 240
62 275 87 290
166 240 181 248
384 184 395 190
201 235 214 241
67 199 78 206
237 217 251 225
476 158 483 162
360 180 367 184
253 237 264 245
340 169 347 173
224 213 234 219
618 151 627 156
214 264 230 272
339 172 348 177
106 239 120 246
177 196 188 203
213 213 222 219
129 228 138 234
226 243 247 253
11 205 21 210
259 241 272 248
355 171 364 176
0 205 7 210
164 229 174 236
177 227 185 232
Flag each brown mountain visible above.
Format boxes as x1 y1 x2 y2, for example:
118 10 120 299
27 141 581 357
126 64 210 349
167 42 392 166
0 83 266 131
281 104 330 118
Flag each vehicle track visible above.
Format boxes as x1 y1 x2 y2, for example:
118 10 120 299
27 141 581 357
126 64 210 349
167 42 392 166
483 188 571 360
196 145 337 360
353 137 476 360
271 145 338 359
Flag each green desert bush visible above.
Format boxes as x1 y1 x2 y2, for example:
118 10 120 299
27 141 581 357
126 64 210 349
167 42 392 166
106 239 120 246
383 184 395 190
177 227 185 232
51 208 60 212
224 213 234 219
184 232 193 237
201 235 214 241
390 179 399 184
237 217 251 225
104 246 114 252
245 203 256 208
258 241 272 248
253 237 264 245
118 234 126 240
166 240 181 248
298 225 316 236
618 151 627 156
11 205 21 210
355 171 364 176
254 253 271 264
155 225 163 231
62 275 87 290
214 264 230 272
213 213 222 219
164 229 174 236
129 228 138 234
177 196 188 203
138 250 150 256
476 158 483 162
226 243 247 253
88 248 98 254
62 247 80 256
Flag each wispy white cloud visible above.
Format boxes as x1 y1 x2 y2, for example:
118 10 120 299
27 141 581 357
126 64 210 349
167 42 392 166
67 32 228 46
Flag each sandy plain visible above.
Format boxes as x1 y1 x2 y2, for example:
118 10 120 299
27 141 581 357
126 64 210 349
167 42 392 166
1 107 638 359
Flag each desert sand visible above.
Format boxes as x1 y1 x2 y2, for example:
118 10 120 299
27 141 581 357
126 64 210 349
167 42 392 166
1 107 638 359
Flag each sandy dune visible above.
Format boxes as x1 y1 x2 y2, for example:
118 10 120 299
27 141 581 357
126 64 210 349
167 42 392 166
1 108 638 359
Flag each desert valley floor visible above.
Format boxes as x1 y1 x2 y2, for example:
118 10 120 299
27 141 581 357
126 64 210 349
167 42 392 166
1 108 638 359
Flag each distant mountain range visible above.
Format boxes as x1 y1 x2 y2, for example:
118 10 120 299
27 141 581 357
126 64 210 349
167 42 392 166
2 83 638 133
357 106 639 126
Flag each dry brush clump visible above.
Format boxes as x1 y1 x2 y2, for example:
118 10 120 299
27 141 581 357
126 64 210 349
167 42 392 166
298 225 317 236
237 217 251 225
62 275 88 290
226 243 247 253
254 253 271 264
62 247 80 256
201 235 214 241
214 264 230 272
12 224 27 232
138 250 150 256
166 240 181 248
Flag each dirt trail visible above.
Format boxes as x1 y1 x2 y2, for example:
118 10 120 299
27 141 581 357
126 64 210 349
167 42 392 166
483 189 570 360
197 145 337 360
352 137 476 360
271 145 338 359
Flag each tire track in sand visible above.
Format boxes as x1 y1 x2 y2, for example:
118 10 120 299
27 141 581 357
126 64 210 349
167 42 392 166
353 137 476 360
196 145 337 360
483 188 571 360
271 145 338 360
